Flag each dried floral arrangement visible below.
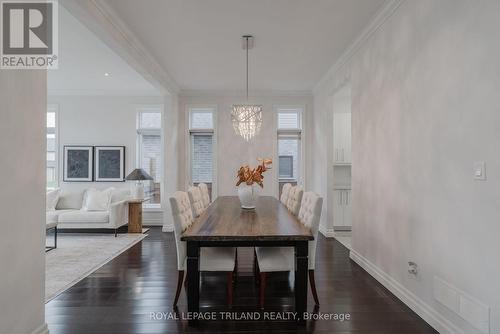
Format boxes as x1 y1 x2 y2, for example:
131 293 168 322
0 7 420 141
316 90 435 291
236 158 272 188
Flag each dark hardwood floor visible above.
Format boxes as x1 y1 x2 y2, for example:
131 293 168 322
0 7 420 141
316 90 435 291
46 227 437 333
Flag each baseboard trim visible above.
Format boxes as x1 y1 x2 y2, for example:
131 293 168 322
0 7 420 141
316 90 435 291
162 224 173 232
143 220 163 226
319 224 335 238
31 323 48 334
349 249 465 334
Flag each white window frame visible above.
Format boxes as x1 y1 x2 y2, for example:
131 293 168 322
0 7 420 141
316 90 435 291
186 105 217 198
136 105 164 210
275 105 305 197
47 104 59 190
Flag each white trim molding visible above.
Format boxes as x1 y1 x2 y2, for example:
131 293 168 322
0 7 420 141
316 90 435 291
48 89 162 97
179 89 312 98
313 0 405 95
31 323 49 334
349 249 466 334
162 224 174 232
319 224 335 238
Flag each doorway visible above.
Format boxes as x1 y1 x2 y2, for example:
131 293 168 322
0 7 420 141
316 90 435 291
329 84 352 249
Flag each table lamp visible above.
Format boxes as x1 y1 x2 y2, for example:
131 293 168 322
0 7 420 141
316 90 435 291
125 168 154 199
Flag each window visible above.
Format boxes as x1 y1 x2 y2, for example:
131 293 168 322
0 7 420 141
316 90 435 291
277 107 303 197
47 105 58 189
137 107 163 207
189 107 215 199
279 156 294 178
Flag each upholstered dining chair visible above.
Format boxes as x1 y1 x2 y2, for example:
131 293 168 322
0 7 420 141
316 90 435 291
280 183 292 205
255 191 323 308
169 191 236 307
286 185 303 216
197 183 211 209
187 186 205 218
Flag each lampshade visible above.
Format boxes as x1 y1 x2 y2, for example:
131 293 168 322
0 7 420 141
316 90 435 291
125 168 153 181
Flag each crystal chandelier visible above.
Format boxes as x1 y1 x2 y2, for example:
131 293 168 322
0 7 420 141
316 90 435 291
231 35 262 141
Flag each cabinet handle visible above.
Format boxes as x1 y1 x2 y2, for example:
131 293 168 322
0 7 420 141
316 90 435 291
345 191 349 205
339 191 342 205
342 148 345 162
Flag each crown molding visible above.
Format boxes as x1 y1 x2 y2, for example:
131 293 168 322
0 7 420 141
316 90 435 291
61 0 179 95
313 0 405 95
179 89 313 98
48 89 163 97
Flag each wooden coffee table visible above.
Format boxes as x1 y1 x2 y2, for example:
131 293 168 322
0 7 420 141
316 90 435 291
128 199 146 233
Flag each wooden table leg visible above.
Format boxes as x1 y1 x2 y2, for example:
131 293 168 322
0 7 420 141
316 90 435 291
295 241 308 322
186 241 200 325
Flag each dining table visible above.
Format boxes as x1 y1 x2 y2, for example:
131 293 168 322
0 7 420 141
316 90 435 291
181 195 313 323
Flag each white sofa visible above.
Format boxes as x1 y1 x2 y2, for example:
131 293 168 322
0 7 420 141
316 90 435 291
46 188 131 236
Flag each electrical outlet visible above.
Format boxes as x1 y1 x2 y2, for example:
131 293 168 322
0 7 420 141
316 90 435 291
473 161 486 181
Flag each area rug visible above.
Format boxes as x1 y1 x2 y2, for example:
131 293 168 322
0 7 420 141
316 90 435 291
45 231 147 302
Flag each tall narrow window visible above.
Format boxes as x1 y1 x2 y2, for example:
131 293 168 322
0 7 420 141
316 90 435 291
277 107 303 197
189 107 215 199
47 105 58 189
137 106 163 207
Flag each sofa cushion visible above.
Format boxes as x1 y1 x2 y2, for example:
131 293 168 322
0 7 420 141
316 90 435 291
46 189 60 211
83 188 113 211
56 191 84 210
46 209 74 224
58 210 109 224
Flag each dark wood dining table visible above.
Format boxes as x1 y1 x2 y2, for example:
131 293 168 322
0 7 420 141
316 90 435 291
181 195 313 323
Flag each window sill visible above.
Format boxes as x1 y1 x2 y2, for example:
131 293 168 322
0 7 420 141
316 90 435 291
143 204 162 212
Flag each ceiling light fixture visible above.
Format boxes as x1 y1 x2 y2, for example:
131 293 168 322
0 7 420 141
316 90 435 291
231 35 262 141
104 72 110 77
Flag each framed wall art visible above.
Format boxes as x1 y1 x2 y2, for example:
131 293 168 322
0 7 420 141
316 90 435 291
63 146 94 182
94 146 125 182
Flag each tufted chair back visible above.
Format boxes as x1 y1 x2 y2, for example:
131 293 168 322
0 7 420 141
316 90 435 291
280 183 292 205
198 183 211 209
169 191 194 270
286 185 303 216
297 192 323 270
187 186 205 218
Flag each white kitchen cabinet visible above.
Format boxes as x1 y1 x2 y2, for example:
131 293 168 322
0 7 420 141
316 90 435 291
333 189 351 229
333 113 351 164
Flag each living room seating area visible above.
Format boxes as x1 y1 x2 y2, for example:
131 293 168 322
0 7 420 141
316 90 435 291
46 188 131 237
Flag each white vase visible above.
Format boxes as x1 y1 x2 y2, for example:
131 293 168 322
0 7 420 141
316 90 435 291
237 184 261 209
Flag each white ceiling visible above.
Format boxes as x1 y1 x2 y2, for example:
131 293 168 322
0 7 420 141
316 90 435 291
103 0 387 93
47 6 160 95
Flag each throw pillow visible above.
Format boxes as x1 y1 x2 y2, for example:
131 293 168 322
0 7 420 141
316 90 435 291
46 189 60 211
56 191 85 210
83 188 114 211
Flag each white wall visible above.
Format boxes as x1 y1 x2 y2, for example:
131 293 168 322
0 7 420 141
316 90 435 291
0 71 47 334
178 94 313 197
313 0 500 333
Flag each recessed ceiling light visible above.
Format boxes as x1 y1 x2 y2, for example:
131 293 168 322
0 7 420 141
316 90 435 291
104 72 110 77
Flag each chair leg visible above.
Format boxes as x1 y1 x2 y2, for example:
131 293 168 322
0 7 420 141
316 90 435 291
227 272 233 306
254 249 260 285
54 226 58 249
173 270 184 307
114 228 117 237
233 249 238 281
259 272 266 309
309 270 320 306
